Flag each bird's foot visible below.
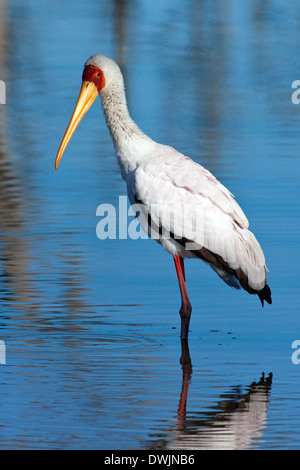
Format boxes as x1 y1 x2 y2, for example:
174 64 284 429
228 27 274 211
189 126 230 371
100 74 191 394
179 303 192 340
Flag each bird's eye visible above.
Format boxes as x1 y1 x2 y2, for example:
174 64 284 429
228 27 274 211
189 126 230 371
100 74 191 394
97 72 101 77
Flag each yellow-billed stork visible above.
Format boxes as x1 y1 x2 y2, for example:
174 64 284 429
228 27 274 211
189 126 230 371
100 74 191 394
55 54 272 340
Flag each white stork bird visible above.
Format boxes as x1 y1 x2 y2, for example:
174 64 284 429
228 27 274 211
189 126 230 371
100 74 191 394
55 54 272 340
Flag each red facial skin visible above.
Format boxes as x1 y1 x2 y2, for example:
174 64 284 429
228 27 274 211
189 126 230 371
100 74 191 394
82 65 105 93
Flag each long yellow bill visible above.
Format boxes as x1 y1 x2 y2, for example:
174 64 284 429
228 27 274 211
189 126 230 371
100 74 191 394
55 81 98 170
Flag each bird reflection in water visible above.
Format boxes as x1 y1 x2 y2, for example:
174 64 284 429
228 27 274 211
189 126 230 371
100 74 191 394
150 341 273 450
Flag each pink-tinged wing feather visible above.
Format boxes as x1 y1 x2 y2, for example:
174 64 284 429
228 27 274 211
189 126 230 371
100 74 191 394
161 146 249 229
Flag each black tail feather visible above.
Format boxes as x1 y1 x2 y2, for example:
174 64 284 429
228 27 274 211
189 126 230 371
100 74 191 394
157 227 273 308
258 284 272 307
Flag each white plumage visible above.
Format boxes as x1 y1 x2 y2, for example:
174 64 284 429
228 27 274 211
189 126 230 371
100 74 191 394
55 54 272 340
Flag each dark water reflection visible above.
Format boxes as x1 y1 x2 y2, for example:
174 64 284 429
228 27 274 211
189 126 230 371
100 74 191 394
148 341 273 450
0 0 299 449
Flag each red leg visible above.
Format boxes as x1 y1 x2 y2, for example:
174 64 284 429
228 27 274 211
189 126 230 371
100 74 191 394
173 255 192 340
179 256 186 281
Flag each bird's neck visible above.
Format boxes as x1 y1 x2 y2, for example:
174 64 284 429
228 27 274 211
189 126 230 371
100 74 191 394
100 85 155 176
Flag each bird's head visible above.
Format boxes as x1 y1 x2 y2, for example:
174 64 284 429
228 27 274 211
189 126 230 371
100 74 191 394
55 54 122 169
